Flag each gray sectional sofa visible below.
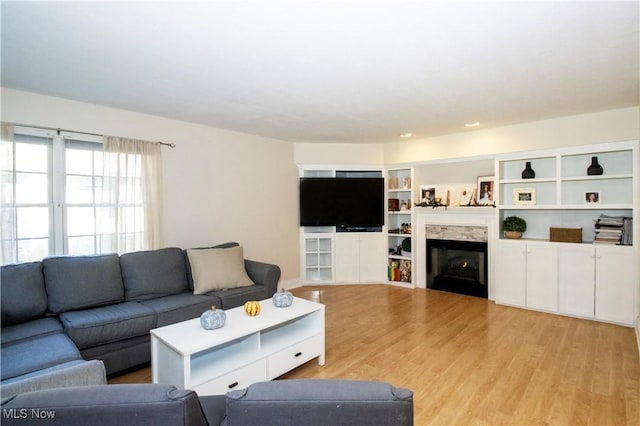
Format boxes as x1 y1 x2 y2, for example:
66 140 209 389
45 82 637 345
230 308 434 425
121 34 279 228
0 242 281 395
1 379 414 425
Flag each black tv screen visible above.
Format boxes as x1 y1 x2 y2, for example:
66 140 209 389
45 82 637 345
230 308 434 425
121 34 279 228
299 177 384 228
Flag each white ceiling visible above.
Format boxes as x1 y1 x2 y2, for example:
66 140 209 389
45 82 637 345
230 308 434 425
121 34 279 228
1 1 638 143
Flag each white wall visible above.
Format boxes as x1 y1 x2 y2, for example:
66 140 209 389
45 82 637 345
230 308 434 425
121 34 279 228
1 88 300 281
384 107 640 164
294 142 384 166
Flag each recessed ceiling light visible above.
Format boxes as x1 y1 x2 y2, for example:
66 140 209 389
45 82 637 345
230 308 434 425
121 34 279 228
465 122 480 128
399 133 412 138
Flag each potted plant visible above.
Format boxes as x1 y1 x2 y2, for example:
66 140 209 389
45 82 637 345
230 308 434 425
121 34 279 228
503 216 527 239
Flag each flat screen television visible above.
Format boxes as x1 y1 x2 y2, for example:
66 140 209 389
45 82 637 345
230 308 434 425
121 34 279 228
299 177 384 229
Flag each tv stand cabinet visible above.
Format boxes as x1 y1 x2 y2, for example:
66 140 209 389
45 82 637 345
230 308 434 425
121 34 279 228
299 167 386 284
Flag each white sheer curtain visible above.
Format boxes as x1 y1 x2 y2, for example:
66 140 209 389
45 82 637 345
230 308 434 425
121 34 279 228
0 123 16 264
100 136 163 254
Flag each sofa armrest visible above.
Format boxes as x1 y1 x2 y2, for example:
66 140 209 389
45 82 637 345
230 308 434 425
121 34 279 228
244 260 281 296
0 360 107 398
224 379 413 426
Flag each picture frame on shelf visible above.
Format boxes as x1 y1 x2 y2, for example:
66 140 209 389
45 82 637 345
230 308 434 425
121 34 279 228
476 176 495 205
585 190 601 204
402 177 411 189
513 188 536 205
419 185 436 203
388 177 399 190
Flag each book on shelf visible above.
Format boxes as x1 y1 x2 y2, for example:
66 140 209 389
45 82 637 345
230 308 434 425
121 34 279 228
593 214 632 245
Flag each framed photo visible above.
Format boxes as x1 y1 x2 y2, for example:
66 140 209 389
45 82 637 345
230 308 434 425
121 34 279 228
585 190 601 204
419 185 436 203
513 188 536 205
477 176 495 205
402 177 411 189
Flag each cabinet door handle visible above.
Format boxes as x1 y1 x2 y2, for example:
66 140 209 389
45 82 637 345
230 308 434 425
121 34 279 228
294 352 302 357
228 382 239 389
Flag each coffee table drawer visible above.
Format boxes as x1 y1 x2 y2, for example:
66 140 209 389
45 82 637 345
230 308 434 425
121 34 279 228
267 334 322 379
193 359 267 396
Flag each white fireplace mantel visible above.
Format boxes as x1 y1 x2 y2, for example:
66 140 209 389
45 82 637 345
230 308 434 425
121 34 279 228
414 207 497 299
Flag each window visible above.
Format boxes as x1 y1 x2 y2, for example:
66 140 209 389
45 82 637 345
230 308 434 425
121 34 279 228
1 132 52 263
1 126 150 265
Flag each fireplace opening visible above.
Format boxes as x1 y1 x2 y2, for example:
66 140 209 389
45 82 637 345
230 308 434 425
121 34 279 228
426 238 488 299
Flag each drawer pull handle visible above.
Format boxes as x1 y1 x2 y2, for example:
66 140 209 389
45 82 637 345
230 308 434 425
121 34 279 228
228 382 239 389
294 352 302 357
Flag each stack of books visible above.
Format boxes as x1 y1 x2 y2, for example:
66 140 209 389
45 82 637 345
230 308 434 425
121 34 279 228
621 216 633 245
594 214 632 245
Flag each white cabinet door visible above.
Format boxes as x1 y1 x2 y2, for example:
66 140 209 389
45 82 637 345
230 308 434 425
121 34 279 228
495 241 526 307
334 234 360 283
558 245 595 318
335 233 385 283
526 244 558 312
357 234 385 283
595 247 635 325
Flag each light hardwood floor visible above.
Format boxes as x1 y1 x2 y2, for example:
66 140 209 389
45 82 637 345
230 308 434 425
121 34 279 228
109 285 640 425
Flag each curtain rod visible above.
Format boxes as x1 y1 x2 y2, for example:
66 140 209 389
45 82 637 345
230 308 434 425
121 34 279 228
7 122 176 148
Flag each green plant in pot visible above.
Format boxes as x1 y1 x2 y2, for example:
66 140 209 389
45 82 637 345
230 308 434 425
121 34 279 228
503 216 527 239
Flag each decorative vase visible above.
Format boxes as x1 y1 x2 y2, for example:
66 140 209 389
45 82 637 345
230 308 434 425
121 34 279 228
521 161 535 179
587 156 603 175
272 288 293 308
505 231 523 239
200 306 226 330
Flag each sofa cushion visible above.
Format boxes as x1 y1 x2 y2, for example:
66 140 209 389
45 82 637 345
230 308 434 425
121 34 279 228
1 318 63 346
59 302 156 349
1 261 48 325
43 254 124 314
225 379 414 426
120 247 189 301
211 285 270 310
187 246 254 295
140 292 221 327
0 333 81 381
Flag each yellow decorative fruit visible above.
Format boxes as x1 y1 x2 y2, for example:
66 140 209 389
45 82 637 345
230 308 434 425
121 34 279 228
244 301 261 316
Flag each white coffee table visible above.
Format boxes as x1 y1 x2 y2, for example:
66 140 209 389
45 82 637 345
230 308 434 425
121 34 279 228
150 296 325 395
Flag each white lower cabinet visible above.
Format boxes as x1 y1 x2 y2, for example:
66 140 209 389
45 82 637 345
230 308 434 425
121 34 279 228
558 245 596 318
494 242 637 326
495 241 526 307
558 244 635 324
526 245 558 312
595 247 635 324
334 233 385 283
495 241 557 311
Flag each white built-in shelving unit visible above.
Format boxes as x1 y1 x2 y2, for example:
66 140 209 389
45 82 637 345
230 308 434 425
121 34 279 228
298 167 386 285
494 140 638 326
385 167 415 287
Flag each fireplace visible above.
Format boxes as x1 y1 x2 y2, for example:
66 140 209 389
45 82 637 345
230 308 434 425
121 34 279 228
426 225 488 299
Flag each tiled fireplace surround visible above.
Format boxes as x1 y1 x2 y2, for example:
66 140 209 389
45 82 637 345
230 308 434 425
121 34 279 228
414 207 497 299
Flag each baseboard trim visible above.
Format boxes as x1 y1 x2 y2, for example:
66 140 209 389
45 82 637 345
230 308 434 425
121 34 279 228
636 315 640 361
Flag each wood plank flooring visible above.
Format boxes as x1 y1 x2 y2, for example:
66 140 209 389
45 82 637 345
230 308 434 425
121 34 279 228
109 285 640 425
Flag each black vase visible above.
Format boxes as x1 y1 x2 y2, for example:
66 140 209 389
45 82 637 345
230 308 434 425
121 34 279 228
521 161 535 179
587 156 603 176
